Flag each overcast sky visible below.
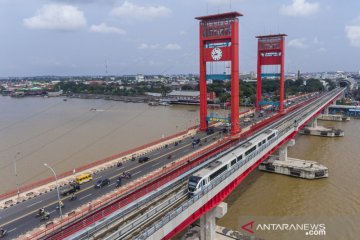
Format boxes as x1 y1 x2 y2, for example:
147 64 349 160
1 0 360 77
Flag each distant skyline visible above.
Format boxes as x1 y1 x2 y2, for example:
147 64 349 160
1 0 360 76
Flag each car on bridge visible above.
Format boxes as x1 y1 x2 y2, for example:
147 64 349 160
60 182 80 196
138 156 150 163
192 138 201 145
94 178 110 188
206 128 215 135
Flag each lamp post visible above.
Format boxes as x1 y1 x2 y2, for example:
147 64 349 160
44 163 63 220
13 152 21 198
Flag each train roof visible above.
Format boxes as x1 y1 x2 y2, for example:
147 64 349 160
192 129 277 178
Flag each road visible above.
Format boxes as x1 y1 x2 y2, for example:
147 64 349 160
0 128 229 239
0 95 310 239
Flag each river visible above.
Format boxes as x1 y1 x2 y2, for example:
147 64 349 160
217 120 360 239
0 96 358 239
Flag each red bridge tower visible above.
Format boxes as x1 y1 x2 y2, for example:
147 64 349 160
195 12 243 135
256 34 287 113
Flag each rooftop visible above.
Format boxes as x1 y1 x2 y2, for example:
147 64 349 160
195 11 243 21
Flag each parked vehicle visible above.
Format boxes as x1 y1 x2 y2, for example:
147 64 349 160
94 178 110 188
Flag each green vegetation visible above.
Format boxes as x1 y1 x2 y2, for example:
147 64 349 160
205 78 326 104
55 81 171 97
55 77 327 104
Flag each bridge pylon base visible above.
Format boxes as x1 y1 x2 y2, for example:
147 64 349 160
200 202 227 240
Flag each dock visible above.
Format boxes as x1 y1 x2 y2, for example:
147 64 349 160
259 156 328 179
318 114 350 122
299 126 344 137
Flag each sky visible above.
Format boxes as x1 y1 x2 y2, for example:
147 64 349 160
1 0 360 77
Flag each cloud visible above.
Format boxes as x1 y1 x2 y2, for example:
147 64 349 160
288 38 308 48
317 47 327 52
89 23 126 35
23 4 87 31
138 43 160 49
111 1 171 21
165 43 181 50
345 18 360 47
280 0 319 17
313 36 323 44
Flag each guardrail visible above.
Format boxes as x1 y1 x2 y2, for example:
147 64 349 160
0 126 198 201
21 89 342 239
134 88 343 240
25 136 234 239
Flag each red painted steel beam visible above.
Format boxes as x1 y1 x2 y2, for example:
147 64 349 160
199 23 208 131
256 40 262 110
279 37 285 114
163 131 298 240
230 20 240 135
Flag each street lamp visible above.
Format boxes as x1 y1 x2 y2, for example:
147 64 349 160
12 152 21 198
44 163 63 220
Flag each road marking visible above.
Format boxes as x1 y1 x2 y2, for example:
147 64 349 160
49 210 56 214
117 167 124 170
153 162 161 166
27 200 42 208
94 175 103 180
108 182 116 187
8 228 16 233
0 132 218 228
79 194 92 201
133 171 141 176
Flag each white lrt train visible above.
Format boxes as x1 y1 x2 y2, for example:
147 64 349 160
188 129 278 196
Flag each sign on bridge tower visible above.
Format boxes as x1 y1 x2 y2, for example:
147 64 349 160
195 12 243 135
256 34 287 113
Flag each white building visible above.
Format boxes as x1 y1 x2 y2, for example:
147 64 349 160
135 74 145 82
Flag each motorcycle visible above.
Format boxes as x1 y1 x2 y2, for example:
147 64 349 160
121 172 131 179
0 229 7 238
56 202 64 210
69 195 77 201
116 179 122 188
40 212 50 221
167 154 172 159
36 209 45 218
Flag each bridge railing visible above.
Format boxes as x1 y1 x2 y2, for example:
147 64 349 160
0 126 198 201
134 88 343 240
29 89 343 239
134 129 286 240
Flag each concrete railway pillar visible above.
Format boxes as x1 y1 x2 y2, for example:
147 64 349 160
310 117 318 128
279 139 295 161
323 107 329 115
200 202 227 240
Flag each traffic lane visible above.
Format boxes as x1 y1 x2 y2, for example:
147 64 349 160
0 131 220 237
0 131 203 221
1 129 218 225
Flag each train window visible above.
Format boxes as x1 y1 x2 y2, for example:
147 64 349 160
262 139 266 144
209 165 228 181
245 146 257 156
267 133 275 141
237 155 243 161
258 142 262 147
231 159 236 166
